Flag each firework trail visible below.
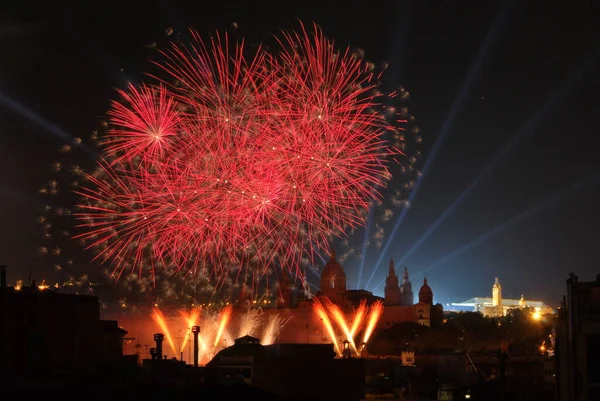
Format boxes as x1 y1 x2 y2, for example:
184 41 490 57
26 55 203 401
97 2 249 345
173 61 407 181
237 308 262 338
349 299 367 341
63 21 415 290
150 307 177 355
312 297 342 356
324 298 360 354
312 297 382 356
213 305 233 348
261 313 291 346
179 305 202 352
361 300 384 345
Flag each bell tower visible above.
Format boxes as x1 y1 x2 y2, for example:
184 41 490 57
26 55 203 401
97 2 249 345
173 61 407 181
492 277 502 307
384 259 401 305
400 267 414 305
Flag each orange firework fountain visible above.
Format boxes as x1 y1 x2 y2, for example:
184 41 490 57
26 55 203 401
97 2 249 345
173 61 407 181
150 307 177 355
179 306 202 352
213 305 233 348
361 300 384 347
147 296 382 363
150 305 289 365
313 297 342 356
312 297 383 357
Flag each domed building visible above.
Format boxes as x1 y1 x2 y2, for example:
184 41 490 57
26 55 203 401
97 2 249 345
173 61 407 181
268 251 444 344
318 251 347 304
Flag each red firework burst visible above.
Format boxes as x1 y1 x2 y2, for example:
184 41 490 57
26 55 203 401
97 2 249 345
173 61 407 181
74 22 409 285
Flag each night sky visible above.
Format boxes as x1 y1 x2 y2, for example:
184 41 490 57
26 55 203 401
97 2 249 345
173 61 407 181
1 0 599 307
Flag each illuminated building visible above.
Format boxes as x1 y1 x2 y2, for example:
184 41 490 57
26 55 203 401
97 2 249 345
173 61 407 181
270 252 443 345
450 277 554 317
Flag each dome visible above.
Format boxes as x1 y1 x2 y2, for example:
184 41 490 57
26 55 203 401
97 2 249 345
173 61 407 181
419 277 432 295
319 250 347 293
418 276 433 304
322 251 346 279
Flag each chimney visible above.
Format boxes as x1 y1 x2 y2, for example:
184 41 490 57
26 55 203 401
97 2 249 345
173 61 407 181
192 326 201 367
154 333 165 360
0 265 6 288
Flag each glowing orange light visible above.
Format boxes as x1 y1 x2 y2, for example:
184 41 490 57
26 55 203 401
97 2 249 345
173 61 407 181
151 307 177 356
325 299 360 355
37 280 50 291
213 305 232 348
313 298 341 356
362 301 384 345
179 306 202 352
350 300 367 340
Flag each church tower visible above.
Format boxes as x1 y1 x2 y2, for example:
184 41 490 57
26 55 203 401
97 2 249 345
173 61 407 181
492 277 503 307
418 276 433 305
491 277 504 317
384 260 401 305
400 267 414 305
319 250 347 303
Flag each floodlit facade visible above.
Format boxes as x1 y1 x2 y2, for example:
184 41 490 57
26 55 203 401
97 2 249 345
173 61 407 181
450 277 554 317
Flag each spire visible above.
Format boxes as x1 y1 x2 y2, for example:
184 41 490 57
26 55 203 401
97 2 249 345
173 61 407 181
423 275 428 286
385 259 401 306
403 266 409 281
389 259 396 276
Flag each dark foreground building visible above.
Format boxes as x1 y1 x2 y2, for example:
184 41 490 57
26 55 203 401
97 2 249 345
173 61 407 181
0 270 127 385
208 335 366 401
556 272 600 401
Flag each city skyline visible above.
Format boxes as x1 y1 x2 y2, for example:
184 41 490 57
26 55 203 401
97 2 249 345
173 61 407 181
1 0 599 307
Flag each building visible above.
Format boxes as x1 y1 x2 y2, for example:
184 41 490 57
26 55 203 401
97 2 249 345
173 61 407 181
450 277 554 317
267 252 443 345
556 272 600 401
0 266 127 382
207 334 366 401
436 352 479 400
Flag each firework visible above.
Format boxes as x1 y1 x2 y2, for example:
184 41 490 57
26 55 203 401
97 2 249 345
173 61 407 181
312 297 382 356
41 22 418 292
361 300 384 346
312 297 342 355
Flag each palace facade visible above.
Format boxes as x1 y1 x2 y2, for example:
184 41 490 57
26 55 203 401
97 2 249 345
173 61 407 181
262 252 444 344
450 277 554 317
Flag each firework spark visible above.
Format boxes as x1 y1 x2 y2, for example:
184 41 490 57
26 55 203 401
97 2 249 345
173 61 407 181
150 307 177 355
70 22 412 288
261 313 290 346
362 300 384 346
213 305 233 348
237 308 262 338
313 297 382 356
179 305 202 352
325 299 360 354
313 297 342 356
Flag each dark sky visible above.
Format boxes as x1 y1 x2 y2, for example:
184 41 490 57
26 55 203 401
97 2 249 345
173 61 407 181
1 0 599 307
